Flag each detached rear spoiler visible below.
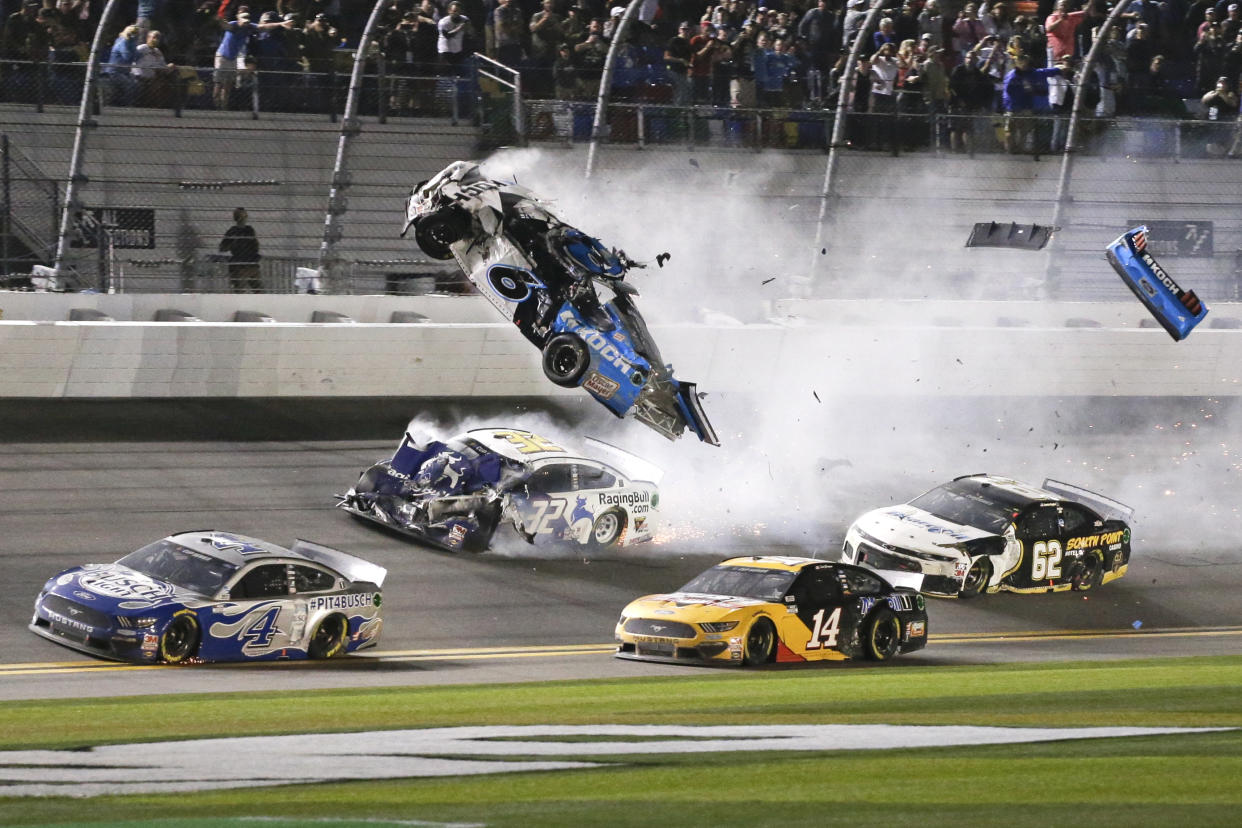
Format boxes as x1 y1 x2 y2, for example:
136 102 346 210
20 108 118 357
291 539 387 588
1042 479 1134 523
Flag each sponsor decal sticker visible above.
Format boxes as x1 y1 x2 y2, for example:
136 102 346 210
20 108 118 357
583 372 620 399
558 310 635 376
307 593 378 613
908 620 926 637
78 571 175 601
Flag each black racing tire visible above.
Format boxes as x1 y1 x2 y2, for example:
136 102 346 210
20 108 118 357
158 612 200 664
589 509 625 549
541 333 590 387
959 557 992 599
1071 551 1105 592
308 614 349 659
862 608 901 661
742 617 777 666
413 210 467 260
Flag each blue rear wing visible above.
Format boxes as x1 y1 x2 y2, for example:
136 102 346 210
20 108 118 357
1106 226 1207 341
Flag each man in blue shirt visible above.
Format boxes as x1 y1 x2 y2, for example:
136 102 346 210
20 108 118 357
1002 52 1063 155
214 10 290 109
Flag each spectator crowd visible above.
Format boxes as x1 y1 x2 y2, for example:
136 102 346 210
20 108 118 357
2 0 1241 149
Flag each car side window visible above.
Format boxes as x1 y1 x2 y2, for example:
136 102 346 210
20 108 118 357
1022 505 1060 538
575 464 616 490
529 463 574 493
231 564 290 599
292 565 336 593
790 568 842 605
1059 504 1094 534
840 567 885 596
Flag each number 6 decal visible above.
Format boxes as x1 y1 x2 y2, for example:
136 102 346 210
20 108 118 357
1031 540 1063 580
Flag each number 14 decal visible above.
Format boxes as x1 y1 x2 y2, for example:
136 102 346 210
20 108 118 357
805 607 842 650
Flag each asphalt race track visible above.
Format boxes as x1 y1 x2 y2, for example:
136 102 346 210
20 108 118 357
1 398 1240 701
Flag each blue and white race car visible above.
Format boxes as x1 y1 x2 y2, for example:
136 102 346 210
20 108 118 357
403 161 718 445
1107 225 1207 340
29 531 385 664
339 427 660 553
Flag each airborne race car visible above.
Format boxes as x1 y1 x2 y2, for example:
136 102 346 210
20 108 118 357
339 427 660 553
837 475 1133 598
403 161 718 446
616 556 928 666
29 531 385 664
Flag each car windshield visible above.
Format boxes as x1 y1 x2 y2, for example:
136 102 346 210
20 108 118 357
116 540 239 596
678 565 797 602
909 483 1015 533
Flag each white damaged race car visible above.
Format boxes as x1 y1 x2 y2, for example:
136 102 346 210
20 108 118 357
402 161 717 446
835 475 1133 598
339 427 661 553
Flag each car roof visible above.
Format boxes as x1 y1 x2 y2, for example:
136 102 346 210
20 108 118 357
949 475 1060 508
465 427 578 463
166 531 291 567
716 556 825 572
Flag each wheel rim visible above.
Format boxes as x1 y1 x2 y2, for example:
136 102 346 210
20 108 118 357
314 617 344 651
872 617 898 656
747 621 774 662
550 344 582 377
162 617 196 661
963 559 989 594
1074 555 1102 590
593 512 619 544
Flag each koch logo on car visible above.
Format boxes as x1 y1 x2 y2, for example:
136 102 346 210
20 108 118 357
558 310 634 376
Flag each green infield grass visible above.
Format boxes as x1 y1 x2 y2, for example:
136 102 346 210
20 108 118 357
2 655 1241 827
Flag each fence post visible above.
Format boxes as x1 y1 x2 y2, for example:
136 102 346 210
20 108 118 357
53 0 122 286
1 135 9 277
318 0 390 293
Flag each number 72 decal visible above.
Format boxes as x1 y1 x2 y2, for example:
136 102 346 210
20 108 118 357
1031 540 1063 580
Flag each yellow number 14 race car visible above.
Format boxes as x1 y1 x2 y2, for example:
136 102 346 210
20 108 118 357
615 556 928 666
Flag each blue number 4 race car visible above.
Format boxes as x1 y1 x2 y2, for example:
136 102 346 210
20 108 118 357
29 531 385 664
1107 226 1207 341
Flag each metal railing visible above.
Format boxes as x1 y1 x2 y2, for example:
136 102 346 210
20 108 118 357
0 134 60 277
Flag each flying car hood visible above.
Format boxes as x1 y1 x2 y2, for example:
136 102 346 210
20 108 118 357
855 505 995 555
625 592 772 621
46 564 191 613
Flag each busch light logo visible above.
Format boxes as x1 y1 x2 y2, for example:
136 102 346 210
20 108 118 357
79 571 175 601
558 310 633 376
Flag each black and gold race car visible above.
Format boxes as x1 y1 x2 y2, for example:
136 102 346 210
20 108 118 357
615 556 928 666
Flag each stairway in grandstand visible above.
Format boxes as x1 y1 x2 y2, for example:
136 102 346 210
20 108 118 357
0 104 479 291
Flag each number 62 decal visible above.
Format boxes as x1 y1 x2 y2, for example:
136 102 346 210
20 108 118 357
1031 540 1063 580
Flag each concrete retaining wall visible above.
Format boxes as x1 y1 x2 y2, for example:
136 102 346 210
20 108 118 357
3 296 1240 398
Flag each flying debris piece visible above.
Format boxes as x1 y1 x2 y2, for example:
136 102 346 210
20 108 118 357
656 252 671 268
821 248 827 255
688 158 700 168
813 390 821 403
955 358 963 365
762 277 776 285
965 221 1056 250
1106 226 1208 341
1132 620 1143 629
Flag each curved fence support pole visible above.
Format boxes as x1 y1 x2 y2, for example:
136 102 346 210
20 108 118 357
1051 0 1132 238
318 0 389 293
803 0 885 294
1053 0 1132 265
52 0 121 287
585 0 642 180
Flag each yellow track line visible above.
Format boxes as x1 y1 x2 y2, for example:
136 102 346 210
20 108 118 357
3 626 1240 676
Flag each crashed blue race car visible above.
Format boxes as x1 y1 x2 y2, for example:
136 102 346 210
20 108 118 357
1106 226 1207 341
403 161 718 445
339 427 661 553
29 531 385 664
